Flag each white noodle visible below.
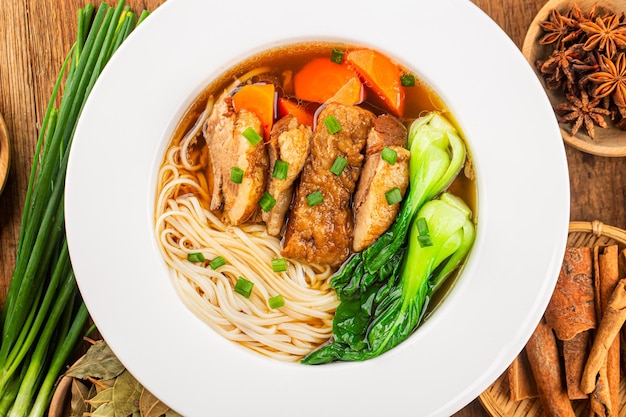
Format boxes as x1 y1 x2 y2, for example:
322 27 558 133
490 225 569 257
155 139 338 362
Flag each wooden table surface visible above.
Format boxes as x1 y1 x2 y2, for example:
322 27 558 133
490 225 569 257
1 0 625 416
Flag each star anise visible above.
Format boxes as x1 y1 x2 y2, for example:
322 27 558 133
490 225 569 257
586 52 626 107
539 9 580 48
567 2 599 26
554 90 611 139
579 13 626 58
537 44 588 91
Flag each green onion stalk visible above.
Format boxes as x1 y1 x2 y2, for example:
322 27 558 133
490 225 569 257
0 2 149 415
303 112 473 364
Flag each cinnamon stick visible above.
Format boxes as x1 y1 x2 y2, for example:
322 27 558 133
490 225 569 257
544 247 595 341
544 246 595 401
594 245 620 417
508 349 538 401
581 278 626 394
525 318 576 417
562 330 591 400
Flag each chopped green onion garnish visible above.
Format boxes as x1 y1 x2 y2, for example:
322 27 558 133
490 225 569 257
272 160 289 180
306 190 324 207
268 294 285 309
271 258 287 272
330 156 348 176
381 147 397 165
259 192 276 212
418 234 433 247
230 167 244 184
323 115 342 134
385 187 403 205
234 277 254 298
416 218 433 247
401 74 416 87
242 127 263 146
330 48 345 64
187 252 205 263
210 256 226 270
416 217 429 236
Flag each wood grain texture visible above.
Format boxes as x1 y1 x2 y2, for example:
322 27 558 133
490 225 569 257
0 1 624 416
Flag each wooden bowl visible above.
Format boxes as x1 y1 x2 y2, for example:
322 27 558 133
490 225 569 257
521 0 626 157
478 220 626 416
0 112 9 195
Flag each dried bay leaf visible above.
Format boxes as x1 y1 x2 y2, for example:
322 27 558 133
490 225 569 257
113 370 142 417
69 379 90 417
87 388 113 408
91 402 116 417
66 341 125 380
165 409 183 417
139 388 170 417
94 378 116 394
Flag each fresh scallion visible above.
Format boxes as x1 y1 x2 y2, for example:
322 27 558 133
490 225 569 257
0 3 148 415
416 217 433 247
259 192 277 212
323 115 342 134
416 217 429 236
230 167 244 184
381 146 397 165
271 258 287 272
400 74 416 87
234 277 254 298
272 160 289 180
268 295 285 309
418 234 434 247
210 256 226 270
242 127 263 146
330 48 345 64
306 190 324 207
330 156 348 176
385 187 403 205
187 252 206 263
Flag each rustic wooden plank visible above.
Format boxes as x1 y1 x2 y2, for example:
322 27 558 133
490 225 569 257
1 1 624 417
0 0 38 298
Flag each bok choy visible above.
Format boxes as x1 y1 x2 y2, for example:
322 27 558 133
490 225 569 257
302 112 474 364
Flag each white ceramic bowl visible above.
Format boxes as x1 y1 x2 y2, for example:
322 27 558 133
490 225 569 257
65 0 570 416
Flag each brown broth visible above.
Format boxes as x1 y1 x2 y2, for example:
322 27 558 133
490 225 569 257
167 42 477 314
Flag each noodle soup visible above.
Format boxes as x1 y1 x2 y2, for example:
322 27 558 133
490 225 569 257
154 42 476 362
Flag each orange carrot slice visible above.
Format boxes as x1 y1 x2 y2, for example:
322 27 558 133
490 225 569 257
232 84 276 139
346 49 404 116
326 77 365 106
294 58 363 105
277 98 317 127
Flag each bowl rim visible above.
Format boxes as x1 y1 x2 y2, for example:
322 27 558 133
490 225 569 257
64 0 570 416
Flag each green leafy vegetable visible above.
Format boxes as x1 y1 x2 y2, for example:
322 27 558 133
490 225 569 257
302 192 474 364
